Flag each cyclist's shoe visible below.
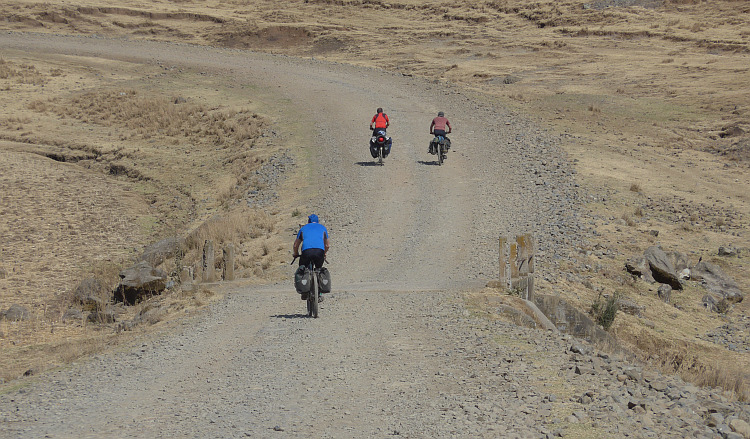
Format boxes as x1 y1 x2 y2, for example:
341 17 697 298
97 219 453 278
318 295 324 303
300 293 308 300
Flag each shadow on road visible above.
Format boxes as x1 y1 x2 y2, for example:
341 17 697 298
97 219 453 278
417 160 441 166
271 314 312 319
355 161 384 167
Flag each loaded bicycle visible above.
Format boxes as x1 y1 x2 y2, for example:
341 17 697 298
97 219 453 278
292 257 330 318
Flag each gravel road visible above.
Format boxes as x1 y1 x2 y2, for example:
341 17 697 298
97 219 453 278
1 33 748 438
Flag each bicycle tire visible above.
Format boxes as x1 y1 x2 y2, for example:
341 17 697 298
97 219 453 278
311 272 319 318
306 289 313 317
377 146 383 165
437 142 444 166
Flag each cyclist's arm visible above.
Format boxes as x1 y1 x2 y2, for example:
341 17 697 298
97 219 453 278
446 120 452 133
324 236 330 253
293 238 302 257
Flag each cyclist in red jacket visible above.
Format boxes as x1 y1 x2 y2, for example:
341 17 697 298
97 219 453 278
370 107 390 136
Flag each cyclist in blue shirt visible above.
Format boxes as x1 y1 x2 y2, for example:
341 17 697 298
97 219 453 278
293 214 329 269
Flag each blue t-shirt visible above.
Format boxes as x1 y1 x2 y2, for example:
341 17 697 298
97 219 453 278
297 222 329 251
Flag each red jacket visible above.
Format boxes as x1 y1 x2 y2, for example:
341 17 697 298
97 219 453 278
430 116 451 132
371 112 389 129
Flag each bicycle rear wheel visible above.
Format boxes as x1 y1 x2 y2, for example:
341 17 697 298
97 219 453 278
311 274 319 318
437 142 444 165
377 146 383 165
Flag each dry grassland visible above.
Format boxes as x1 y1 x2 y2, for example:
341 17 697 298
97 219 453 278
1 0 749 397
0 53 297 382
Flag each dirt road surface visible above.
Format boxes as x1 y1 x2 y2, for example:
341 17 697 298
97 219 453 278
2 34 744 438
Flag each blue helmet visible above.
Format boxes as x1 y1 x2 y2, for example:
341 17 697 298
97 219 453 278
308 214 319 223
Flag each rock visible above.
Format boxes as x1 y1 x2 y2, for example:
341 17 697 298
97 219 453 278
139 237 184 267
666 251 690 272
644 246 682 290
702 294 717 312
570 342 589 355
692 261 743 304
62 308 84 322
87 310 116 323
0 266 6 279
115 261 168 304
617 297 644 317
625 256 655 283
72 277 108 311
503 75 521 84
1 304 30 321
624 367 642 382
657 284 672 303
718 246 738 257
708 412 725 427
719 124 745 138
679 268 691 280
730 419 750 438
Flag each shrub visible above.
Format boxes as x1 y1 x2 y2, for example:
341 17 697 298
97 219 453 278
590 291 621 330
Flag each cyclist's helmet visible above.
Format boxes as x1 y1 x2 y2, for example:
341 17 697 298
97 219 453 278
438 111 444 117
377 107 383 113
308 214 319 223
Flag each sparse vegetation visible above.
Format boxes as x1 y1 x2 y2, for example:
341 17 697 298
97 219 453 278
590 291 620 330
621 213 636 227
30 90 266 149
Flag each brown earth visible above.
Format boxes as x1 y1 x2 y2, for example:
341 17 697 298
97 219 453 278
0 0 749 400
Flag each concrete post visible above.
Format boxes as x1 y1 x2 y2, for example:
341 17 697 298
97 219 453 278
202 240 215 283
509 241 519 279
223 243 235 281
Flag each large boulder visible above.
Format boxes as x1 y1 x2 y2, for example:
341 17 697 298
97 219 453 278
644 246 683 290
625 256 655 283
138 237 184 267
115 261 168 304
666 251 690 272
691 260 743 304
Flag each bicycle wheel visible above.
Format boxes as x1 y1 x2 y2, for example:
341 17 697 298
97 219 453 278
437 142 444 166
311 273 319 318
377 146 383 165
306 289 313 317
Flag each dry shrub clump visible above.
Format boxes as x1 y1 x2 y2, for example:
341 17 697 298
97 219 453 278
29 89 266 148
626 331 750 401
0 58 47 85
185 206 275 251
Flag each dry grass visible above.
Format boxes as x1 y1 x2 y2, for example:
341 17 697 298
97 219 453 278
617 327 750 401
29 89 265 149
0 56 286 384
185 206 275 250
